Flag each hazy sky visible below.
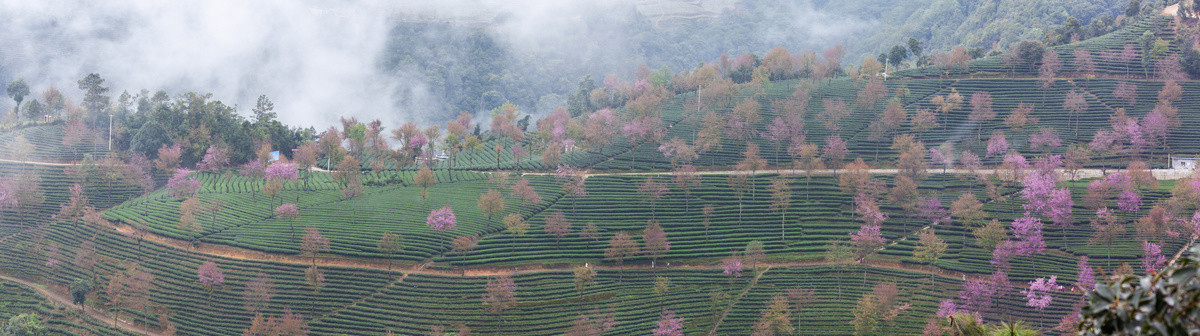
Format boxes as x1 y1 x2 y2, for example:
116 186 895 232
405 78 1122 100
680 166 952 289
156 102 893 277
0 0 867 129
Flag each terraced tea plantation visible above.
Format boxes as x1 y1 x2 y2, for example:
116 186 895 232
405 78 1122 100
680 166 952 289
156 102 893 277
1 9 1198 335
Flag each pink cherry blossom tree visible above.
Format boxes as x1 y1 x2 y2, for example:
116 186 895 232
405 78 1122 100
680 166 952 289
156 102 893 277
986 130 1008 158
197 261 225 291
930 142 954 173
1021 165 1074 231
721 254 743 283
622 116 665 169
1075 256 1095 291
958 271 1008 314
822 135 848 172
652 309 684 336
1141 107 1169 155
265 161 300 182
197 143 230 171
1113 81 1138 106
1073 49 1097 75
0 178 18 210
918 197 948 225
1021 275 1061 328
482 275 517 332
301 227 330 265
855 194 888 226
1028 128 1062 153
1063 90 1088 139
637 177 671 217
1142 241 1166 273
544 211 572 248
968 91 995 140
643 220 670 267
761 114 805 163
427 205 456 253
275 203 300 242
850 224 886 262
1011 216 1047 257
166 169 201 199
510 178 542 206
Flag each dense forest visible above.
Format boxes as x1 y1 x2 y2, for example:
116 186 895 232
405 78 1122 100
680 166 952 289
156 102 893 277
377 0 1140 122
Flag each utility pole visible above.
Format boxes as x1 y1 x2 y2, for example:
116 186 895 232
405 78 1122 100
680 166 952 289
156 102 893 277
108 114 113 151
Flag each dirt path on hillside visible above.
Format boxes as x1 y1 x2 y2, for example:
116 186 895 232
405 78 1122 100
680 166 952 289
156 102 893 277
110 221 981 282
0 273 158 336
4 155 1194 181
523 167 1193 181
707 266 770 336
0 158 76 166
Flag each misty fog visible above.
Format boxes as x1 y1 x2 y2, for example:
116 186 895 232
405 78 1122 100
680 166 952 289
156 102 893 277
0 0 874 130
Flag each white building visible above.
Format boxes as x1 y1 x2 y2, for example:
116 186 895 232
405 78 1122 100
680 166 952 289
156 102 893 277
1170 155 1198 170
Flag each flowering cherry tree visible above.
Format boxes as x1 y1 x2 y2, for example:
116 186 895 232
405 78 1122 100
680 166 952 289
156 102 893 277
265 161 300 182
544 211 572 248
1023 276 1060 310
197 261 225 290
1011 215 1047 257
197 143 230 171
652 309 684 336
482 275 516 314
1143 241 1166 273
958 270 1008 314
850 224 886 262
986 130 1008 158
1028 128 1062 152
427 205 456 233
721 255 743 281
1021 165 1074 228
1076 256 1095 291
1022 275 1061 327
637 177 671 217
917 197 948 225
643 220 670 267
166 169 201 199
510 178 541 206
854 194 888 226
0 178 17 210
275 203 299 220
428 205 456 252
301 227 330 265
822 135 849 171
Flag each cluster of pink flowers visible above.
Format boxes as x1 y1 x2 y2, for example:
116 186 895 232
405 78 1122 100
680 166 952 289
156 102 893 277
166 169 201 199
198 261 225 287
427 205 457 233
1021 276 1061 310
1143 241 1166 273
265 161 299 181
652 309 684 336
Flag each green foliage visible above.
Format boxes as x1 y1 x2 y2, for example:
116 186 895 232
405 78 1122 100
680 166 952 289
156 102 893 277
5 79 28 112
69 278 92 306
2 314 43 336
889 45 910 67
928 313 1039 336
76 73 109 126
1079 245 1200 335
130 120 170 158
19 101 42 122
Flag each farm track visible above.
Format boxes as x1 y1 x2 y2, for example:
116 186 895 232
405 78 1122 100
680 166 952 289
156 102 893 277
2 157 1193 181
707 266 770 336
0 273 159 336
110 218 983 281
